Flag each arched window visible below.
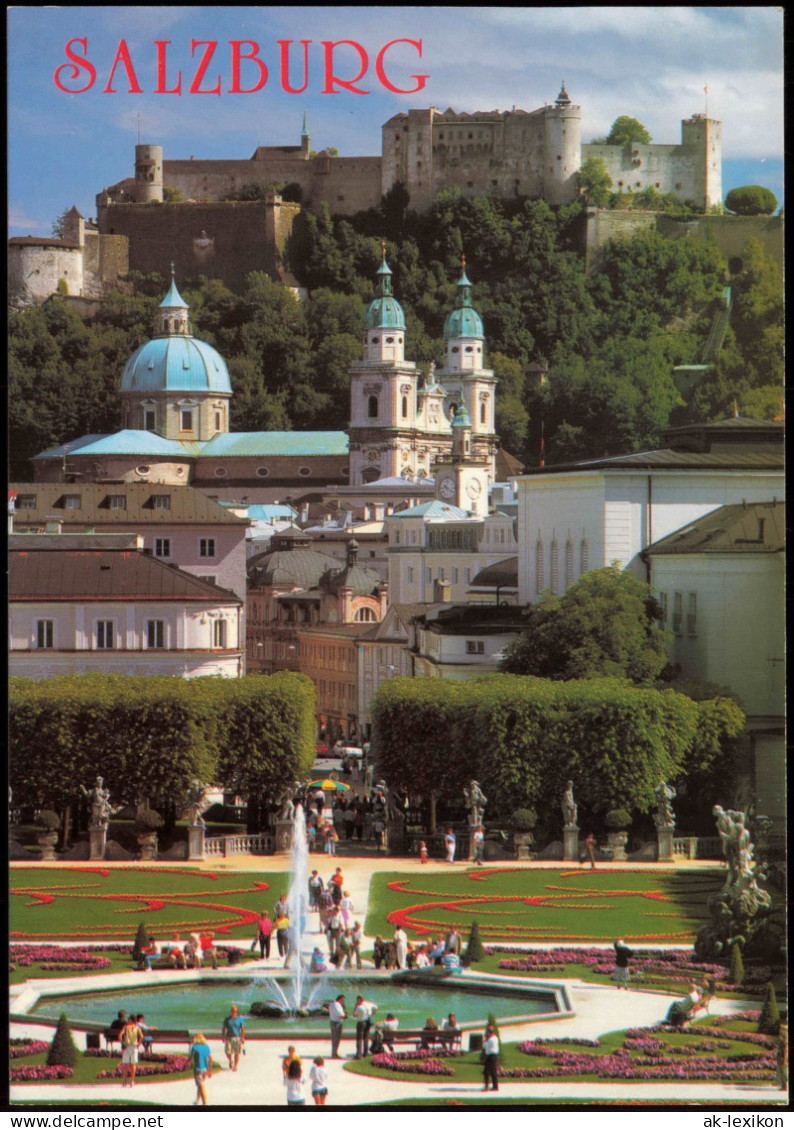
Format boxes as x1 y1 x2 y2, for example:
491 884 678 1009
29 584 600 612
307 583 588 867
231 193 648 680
401 396 408 418
480 401 486 424
367 395 379 418
353 607 377 623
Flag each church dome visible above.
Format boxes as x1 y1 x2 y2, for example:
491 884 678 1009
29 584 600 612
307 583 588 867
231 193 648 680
443 260 484 340
120 271 232 394
365 248 406 331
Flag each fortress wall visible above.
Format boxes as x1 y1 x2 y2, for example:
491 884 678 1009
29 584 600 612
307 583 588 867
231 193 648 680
9 243 83 303
163 158 314 202
306 157 383 214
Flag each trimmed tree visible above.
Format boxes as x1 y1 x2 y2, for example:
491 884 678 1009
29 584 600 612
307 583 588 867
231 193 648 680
132 921 149 964
464 921 485 966
606 116 652 146
724 186 778 216
758 982 780 1035
46 1014 79 1068
578 156 613 206
729 942 745 986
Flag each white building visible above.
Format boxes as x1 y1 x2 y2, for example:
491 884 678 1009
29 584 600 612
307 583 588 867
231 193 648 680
645 501 785 829
9 533 243 679
516 418 784 604
412 604 525 679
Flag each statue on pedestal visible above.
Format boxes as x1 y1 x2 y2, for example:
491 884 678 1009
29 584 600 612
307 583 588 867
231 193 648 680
184 780 209 827
80 776 113 828
654 780 677 829
561 780 578 828
463 779 487 827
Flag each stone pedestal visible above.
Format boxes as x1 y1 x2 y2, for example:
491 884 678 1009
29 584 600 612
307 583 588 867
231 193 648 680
275 818 294 854
606 830 628 861
137 833 158 861
563 825 580 861
188 823 206 861
89 824 107 861
656 826 675 861
514 832 534 861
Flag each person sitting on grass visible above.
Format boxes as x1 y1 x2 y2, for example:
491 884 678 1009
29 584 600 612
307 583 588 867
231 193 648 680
665 981 703 1029
168 935 187 970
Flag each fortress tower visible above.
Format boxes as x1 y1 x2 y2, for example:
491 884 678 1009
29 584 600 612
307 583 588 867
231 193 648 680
135 144 163 203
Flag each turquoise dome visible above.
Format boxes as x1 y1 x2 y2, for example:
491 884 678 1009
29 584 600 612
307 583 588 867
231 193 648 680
366 254 406 330
443 266 484 340
121 335 232 394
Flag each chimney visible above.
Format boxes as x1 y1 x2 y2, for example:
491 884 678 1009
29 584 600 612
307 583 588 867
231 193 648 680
433 578 451 603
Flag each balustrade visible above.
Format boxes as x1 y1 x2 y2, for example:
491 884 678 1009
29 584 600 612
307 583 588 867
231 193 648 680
204 832 273 856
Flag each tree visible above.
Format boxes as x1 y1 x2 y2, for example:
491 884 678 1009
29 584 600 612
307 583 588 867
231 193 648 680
724 186 778 216
578 157 613 206
132 921 150 964
729 942 745 985
758 982 780 1035
162 186 186 203
606 116 652 146
464 921 485 965
47 1014 79 1068
500 565 669 683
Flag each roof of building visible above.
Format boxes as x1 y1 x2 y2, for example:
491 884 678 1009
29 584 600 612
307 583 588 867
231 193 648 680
470 557 519 587
388 500 471 520
9 482 249 526
417 603 526 635
121 334 232 395
246 504 299 521
496 448 526 478
32 430 202 461
366 253 406 331
10 547 241 603
645 501 785 556
248 546 340 588
443 264 484 340
201 431 349 457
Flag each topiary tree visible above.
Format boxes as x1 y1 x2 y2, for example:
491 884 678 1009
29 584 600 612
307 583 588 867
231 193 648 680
46 1014 79 1068
758 982 780 1035
724 186 778 216
604 808 632 831
464 921 485 965
729 942 745 986
132 921 149 964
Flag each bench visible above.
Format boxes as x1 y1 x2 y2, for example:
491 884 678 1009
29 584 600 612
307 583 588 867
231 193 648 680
103 1028 192 1053
382 1028 463 1054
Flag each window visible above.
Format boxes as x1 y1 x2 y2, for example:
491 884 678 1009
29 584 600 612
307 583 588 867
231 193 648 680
107 495 127 510
152 494 171 510
536 537 545 596
465 568 471 584
367 395 379 418
215 411 222 432
580 537 589 573
298 467 311 477
16 494 36 510
466 640 485 654
480 401 486 424
36 620 54 649
565 539 574 588
550 537 559 593
213 619 227 648
425 567 432 583
452 568 459 584
214 467 227 478
144 409 156 431
96 620 114 649
687 593 697 636
407 566 415 584
198 574 216 586
154 538 171 558
146 620 165 649
63 494 80 509
393 529 400 545
401 396 408 418
672 592 683 636
657 591 667 626
180 409 193 431
354 607 377 622
256 467 269 478
199 538 216 558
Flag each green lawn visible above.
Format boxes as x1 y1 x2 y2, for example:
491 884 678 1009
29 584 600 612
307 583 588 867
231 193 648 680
10 865 290 941
365 867 723 943
9 1049 211 1087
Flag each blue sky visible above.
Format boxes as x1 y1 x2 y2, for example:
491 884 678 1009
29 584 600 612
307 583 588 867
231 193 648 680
8 6 784 235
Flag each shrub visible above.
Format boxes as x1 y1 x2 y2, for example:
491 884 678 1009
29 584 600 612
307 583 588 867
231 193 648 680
724 186 778 216
132 921 149 964
46 1014 79 1068
604 808 632 830
135 808 164 833
511 808 537 831
464 921 485 965
729 943 745 986
758 982 780 1036
35 809 61 832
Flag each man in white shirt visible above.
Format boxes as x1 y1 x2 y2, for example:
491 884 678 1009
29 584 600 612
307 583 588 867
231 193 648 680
381 1012 399 1052
328 994 347 1058
353 994 378 1059
483 1025 500 1091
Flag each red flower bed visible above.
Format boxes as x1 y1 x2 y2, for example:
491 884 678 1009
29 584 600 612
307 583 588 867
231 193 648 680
10 1039 49 1059
10 1065 74 1082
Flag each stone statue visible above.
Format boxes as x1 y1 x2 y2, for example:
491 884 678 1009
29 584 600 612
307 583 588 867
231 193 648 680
561 780 578 828
654 780 677 829
364 763 375 792
463 779 487 826
278 781 301 821
81 776 113 828
184 780 209 826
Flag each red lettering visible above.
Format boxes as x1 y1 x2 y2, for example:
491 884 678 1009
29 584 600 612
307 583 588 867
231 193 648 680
229 40 268 94
375 39 428 95
155 41 181 94
278 39 310 94
103 40 143 94
54 37 96 93
321 40 370 95
189 40 221 95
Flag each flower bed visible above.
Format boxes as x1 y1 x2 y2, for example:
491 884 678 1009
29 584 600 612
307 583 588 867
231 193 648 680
370 1053 454 1076
10 1039 49 1059
95 1054 191 1080
10 1065 74 1082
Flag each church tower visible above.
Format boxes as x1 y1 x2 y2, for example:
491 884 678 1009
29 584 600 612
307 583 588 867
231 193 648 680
433 404 490 517
436 257 498 477
348 247 422 484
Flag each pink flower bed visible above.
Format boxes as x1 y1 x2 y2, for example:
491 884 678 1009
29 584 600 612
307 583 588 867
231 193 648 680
10 945 114 970
10 1039 49 1059
370 1053 454 1076
96 1054 191 1079
10 1065 74 1082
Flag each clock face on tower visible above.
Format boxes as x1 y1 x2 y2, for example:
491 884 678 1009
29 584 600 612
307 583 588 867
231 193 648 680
439 476 456 500
466 478 482 499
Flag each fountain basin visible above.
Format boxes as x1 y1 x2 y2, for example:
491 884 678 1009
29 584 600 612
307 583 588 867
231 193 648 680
24 971 570 1037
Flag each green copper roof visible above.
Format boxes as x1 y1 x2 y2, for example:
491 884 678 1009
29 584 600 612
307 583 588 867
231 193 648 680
443 261 484 340
159 270 188 309
121 335 232 394
32 430 203 460
366 249 406 330
201 432 349 457
452 403 472 428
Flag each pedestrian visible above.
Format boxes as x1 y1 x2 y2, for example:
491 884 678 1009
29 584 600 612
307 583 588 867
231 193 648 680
581 832 597 869
393 925 408 970
221 1004 245 1071
613 937 634 990
257 911 273 959
120 1014 143 1088
420 840 428 864
373 814 385 852
482 1024 500 1091
275 911 290 958
282 1045 301 1078
338 928 354 969
327 906 342 960
351 921 364 970
444 926 462 956
308 869 324 911
189 1032 211 1106
472 826 485 866
324 822 336 857
343 805 355 840
353 994 378 1059
329 866 344 898
445 827 456 863
273 892 288 920
135 1013 155 1057
354 806 365 841
309 1056 329 1106
200 930 218 970
328 993 347 1058
283 1058 306 1107
340 890 354 927
373 936 387 970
